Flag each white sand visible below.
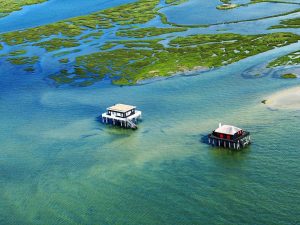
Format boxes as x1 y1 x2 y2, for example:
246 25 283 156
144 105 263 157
265 86 300 110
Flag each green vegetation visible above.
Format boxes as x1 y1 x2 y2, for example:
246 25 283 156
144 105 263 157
53 49 81 57
216 3 239 10
0 0 47 17
49 32 300 86
24 66 35 72
9 49 27 56
158 13 169 25
112 39 164 49
165 0 188 5
7 56 39 65
1 22 82 45
50 69 73 85
269 17 300 29
100 0 160 25
2 0 300 86
33 38 80 51
281 73 297 79
100 43 118 50
218 0 282 11
59 58 69 64
79 31 103 40
116 27 187 38
0 0 160 47
252 0 300 3
268 50 300 67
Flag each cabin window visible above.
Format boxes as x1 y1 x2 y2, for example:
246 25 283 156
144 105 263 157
220 134 224 138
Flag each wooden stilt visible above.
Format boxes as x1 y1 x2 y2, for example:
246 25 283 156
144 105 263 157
207 132 250 150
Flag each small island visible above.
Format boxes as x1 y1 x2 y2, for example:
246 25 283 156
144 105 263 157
1 0 300 86
268 50 300 68
0 0 48 18
216 3 238 10
281 73 298 79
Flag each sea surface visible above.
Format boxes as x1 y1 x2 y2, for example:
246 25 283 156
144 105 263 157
0 0 300 224
0 0 136 33
162 0 300 25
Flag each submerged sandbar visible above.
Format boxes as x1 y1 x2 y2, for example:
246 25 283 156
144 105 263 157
264 86 300 110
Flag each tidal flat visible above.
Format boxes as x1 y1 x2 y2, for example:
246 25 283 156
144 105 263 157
0 0 47 17
50 32 300 86
268 50 300 67
269 16 300 29
0 0 300 86
264 85 300 109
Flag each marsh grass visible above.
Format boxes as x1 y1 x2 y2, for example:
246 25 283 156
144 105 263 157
7 56 39 65
0 0 47 15
116 27 187 38
50 32 300 86
281 73 297 79
268 50 300 67
33 38 80 52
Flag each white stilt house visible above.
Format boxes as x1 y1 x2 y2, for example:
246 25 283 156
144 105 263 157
101 104 142 129
208 123 251 149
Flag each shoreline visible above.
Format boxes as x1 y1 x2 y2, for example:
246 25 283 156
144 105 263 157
136 66 210 85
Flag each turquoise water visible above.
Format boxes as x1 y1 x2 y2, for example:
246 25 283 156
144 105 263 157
1 40 300 224
1 0 300 224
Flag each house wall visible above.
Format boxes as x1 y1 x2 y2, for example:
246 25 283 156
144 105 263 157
107 109 135 118
213 130 244 140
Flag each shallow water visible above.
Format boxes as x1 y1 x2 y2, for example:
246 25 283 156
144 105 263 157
0 0 136 33
1 0 300 224
1 37 300 224
162 0 299 25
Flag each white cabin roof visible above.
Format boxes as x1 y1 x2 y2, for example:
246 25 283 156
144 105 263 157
107 104 136 113
214 124 242 135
